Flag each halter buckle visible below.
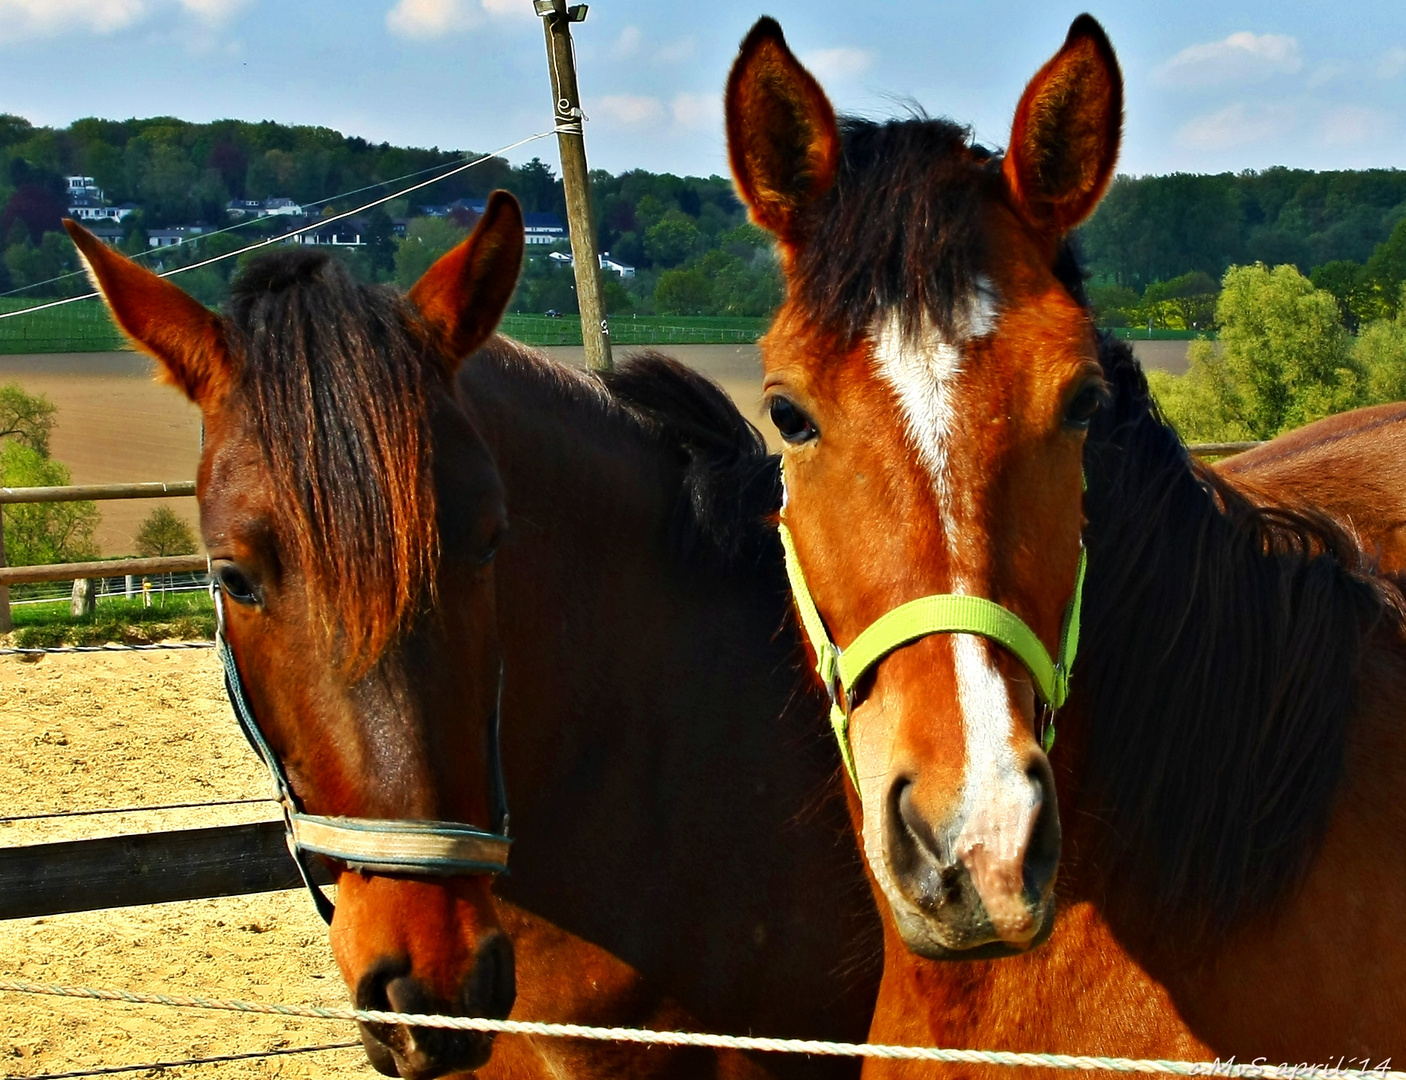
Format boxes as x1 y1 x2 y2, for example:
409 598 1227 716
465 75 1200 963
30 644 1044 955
817 643 850 716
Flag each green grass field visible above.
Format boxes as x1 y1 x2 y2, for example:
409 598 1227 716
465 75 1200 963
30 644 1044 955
0 297 127 354
8 588 215 648
0 298 772 353
1 295 1205 354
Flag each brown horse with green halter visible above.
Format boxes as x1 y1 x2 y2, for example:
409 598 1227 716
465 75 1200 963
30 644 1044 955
727 13 1406 1066
69 206 879 1079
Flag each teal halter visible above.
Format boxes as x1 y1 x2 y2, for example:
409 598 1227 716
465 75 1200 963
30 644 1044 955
778 468 1086 789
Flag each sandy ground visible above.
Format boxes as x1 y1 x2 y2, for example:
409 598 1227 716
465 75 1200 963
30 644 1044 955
0 648 375 1078
0 339 1187 555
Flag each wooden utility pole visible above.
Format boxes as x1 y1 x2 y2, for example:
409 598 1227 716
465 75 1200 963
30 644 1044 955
535 0 612 370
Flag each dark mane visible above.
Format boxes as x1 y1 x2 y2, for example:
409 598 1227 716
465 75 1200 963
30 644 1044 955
1080 331 1406 934
464 340 782 575
793 115 999 345
601 351 780 571
228 249 440 672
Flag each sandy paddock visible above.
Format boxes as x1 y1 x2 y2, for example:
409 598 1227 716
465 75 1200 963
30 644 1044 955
0 648 367 1078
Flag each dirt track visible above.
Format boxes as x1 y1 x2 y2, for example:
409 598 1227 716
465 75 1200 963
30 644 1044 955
0 649 366 1078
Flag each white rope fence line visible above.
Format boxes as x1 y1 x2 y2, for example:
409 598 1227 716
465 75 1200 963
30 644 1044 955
0 129 559 322
0 641 214 655
0 979 1395 1079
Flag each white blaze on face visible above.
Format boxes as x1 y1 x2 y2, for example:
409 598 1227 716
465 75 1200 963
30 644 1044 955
869 292 1042 937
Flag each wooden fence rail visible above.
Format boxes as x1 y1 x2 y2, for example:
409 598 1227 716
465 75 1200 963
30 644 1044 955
0 554 207 587
0 479 200 632
0 821 331 921
0 480 197 504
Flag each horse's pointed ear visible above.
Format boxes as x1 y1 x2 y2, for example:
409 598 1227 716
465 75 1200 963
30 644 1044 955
726 17 840 244
1003 14 1122 235
64 219 231 406
409 190 525 366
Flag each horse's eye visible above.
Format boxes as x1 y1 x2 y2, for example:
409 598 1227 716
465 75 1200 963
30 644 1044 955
213 561 261 606
768 396 818 445
479 524 508 567
1064 382 1108 431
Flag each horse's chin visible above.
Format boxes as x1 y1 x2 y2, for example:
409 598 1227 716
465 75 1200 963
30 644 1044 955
358 1022 495 1079
890 894 1057 961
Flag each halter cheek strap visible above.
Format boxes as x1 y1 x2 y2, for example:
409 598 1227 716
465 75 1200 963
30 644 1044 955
777 477 1086 790
212 585 512 925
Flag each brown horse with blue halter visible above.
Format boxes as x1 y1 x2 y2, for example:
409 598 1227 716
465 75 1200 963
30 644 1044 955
68 203 879 1080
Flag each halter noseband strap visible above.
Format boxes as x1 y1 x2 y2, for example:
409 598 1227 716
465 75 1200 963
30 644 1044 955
778 489 1086 790
212 587 511 925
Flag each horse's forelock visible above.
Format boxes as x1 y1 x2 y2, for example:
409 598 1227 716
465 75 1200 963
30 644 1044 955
229 251 440 674
790 116 1000 348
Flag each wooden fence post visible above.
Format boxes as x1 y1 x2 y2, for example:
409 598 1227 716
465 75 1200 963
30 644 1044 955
0 510 10 634
70 578 95 618
536 0 613 371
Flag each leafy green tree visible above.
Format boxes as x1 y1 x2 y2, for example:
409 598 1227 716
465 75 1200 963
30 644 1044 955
1310 260 1374 331
1356 285 1406 404
0 382 56 454
393 216 467 289
1151 264 1363 441
1139 272 1218 330
0 442 99 566
644 214 700 269
655 267 712 315
1364 217 1406 318
134 505 198 557
1087 282 1139 327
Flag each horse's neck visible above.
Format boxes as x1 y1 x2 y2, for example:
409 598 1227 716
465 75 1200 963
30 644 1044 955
451 341 878 1041
1066 339 1377 937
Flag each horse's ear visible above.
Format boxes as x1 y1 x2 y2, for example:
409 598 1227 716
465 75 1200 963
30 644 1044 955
409 190 524 366
726 17 840 243
64 220 231 406
1003 14 1122 235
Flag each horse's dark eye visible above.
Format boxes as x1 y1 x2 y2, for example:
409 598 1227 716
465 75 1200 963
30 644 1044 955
768 396 818 445
1064 382 1107 430
479 524 508 567
213 562 261 606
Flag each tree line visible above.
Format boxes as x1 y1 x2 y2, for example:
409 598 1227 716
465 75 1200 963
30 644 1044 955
2 112 1404 325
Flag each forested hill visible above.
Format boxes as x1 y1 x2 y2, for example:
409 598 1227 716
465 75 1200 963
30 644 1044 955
2 112 1403 323
0 113 555 225
1079 169 1406 290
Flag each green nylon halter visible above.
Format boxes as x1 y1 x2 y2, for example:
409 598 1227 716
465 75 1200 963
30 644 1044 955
778 498 1086 789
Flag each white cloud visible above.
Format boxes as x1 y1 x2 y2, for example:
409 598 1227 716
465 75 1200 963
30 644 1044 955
654 37 695 64
1378 46 1406 79
386 0 477 39
1155 32 1302 87
611 25 642 60
671 92 720 132
0 0 241 41
480 0 535 21
802 46 873 82
177 0 249 18
1176 102 1297 149
596 94 665 126
1318 106 1393 146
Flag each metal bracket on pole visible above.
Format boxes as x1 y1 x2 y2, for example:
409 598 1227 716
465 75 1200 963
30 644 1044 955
535 0 612 370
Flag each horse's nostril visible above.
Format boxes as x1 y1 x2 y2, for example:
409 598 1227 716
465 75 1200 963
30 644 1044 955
1022 759 1061 903
467 930 516 1020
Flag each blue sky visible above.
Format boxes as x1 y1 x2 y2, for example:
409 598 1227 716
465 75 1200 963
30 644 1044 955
0 0 1402 181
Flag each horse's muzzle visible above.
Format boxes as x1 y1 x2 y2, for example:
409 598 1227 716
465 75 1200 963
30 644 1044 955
883 765 1061 959
355 931 515 1079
